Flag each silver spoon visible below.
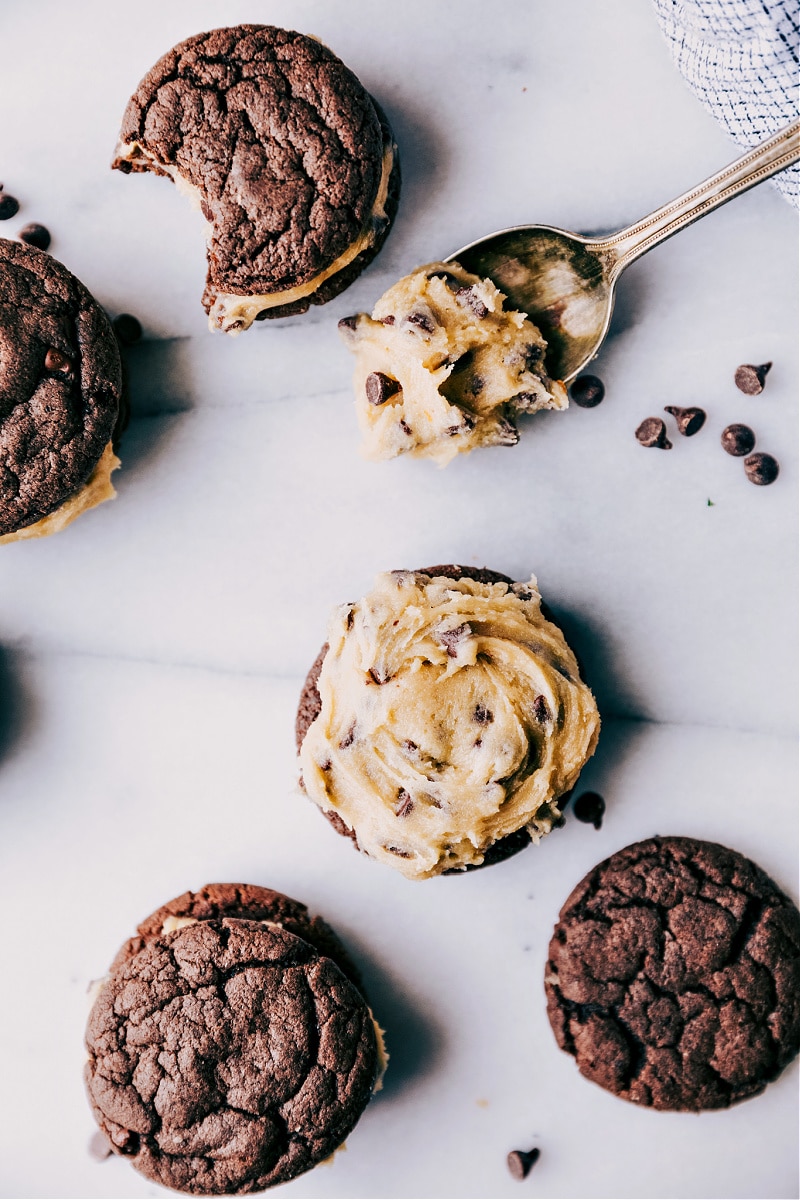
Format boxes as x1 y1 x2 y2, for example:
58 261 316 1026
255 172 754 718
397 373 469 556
449 119 800 383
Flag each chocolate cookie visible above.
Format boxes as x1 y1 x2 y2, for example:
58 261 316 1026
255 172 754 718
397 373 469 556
86 918 380 1194
111 881 362 989
0 239 122 538
297 565 598 877
545 837 800 1111
113 25 400 332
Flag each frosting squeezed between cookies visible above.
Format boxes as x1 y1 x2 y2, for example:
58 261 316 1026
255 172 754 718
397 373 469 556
300 571 600 879
0 441 119 545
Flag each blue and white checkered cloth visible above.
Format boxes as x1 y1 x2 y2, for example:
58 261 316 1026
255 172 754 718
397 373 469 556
653 0 799 205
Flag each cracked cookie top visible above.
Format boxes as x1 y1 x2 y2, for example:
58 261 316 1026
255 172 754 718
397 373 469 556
86 918 379 1195
545 836 800 1111
0 240 121 536
113 25 397 329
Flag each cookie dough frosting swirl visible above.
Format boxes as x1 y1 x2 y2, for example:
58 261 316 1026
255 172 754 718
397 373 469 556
300 570 600 879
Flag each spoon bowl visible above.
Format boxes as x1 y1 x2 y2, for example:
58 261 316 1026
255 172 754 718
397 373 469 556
449 120 799 384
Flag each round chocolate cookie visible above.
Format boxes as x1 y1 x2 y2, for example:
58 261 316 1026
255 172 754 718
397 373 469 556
86 918 380 1195
111 881 362 989
545 837 800 1111
296 565 578 874
0 239 121 537
113 25 400 332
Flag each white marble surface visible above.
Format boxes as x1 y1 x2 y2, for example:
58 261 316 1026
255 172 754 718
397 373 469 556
0 2 797 1198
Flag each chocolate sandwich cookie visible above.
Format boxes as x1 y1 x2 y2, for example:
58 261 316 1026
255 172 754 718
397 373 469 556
0 240 122 542
545 837 800 1111
86 909 382 1194
297 565 600 879
110 881 362 988
114 25 400 333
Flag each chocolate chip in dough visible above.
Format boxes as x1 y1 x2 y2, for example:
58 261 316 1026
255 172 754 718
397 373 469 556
570 374 605 408
395 790 414 817
735 362 771 395
635 417 672 448
744 452 779 486
0 192 19 220
365 371 400 406
406 310 436 333
338 315 359 335
721 424 755 456
18 222 51 250
456 286 489 319
43 348 72 374
664 405 706 436
572 790 605 829
533 695 551 723
507 1148 540 1180
439 623 471 657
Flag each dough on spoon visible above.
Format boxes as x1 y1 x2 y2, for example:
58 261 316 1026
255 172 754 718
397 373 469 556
339 262 567 466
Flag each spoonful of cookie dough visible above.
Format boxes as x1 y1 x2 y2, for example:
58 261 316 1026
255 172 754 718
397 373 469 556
340 121 798 465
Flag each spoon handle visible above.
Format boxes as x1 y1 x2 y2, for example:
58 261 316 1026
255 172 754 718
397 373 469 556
595 119 800 279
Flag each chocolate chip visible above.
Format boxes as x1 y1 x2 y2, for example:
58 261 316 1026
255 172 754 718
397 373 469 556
533 695 551 722
721 423 755 456
365 371 400 406
468 375 485 396
507 1148 540 1180
573 791 605 829
456 286 489 319
339 723 356 749
474 704 494 724
337 315 358 334
18 222 51 250
395 790 414 818
401 739 417 752
744 452 779 486
380 314 396 325
494 417 520 445
450 350 474 374
406 311 436 333
570 374 605 408
735 362 771 395
439 623 471 657
385 845 412 858
664 405 705 436
0 192 20 220
635 417 672 449
524 344 544 368
112 313 142 346
399 418 413 436
367 667 389 685
44 348 71 374
512 391 538 412
254 310 269 321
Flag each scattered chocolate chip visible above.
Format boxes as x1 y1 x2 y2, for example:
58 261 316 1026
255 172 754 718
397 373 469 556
456 286 489 319
0 192 20 220
88 1130 113 1162
337 315 358 334
664 405 705 436
635 417 672 449
380 314 396 325
744 452 779 486
533 695 551 723
721 423 755 457
507 1148 540 1180
474 704 494 724
395 790 414 818
439 623 471 657
365 371 401 406
406 311 436 333
570 374 605 408
112 313 142 346
735 362 771 395
338 724 356 750
18 222 51 250
44 348 71 374
399 418 413 436
573 791 605 829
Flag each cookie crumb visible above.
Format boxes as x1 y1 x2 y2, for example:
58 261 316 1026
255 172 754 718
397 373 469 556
508 1148 540 1180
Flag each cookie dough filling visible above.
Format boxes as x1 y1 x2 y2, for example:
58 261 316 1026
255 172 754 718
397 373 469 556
299 570 600 879
339 262 568 466
0 441 119 544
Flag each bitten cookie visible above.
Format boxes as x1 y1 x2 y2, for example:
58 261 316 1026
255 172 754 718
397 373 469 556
86 897 382 1194
113 25 400 333
297 565 600 879
545 837 800 1111
0 240 122 542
